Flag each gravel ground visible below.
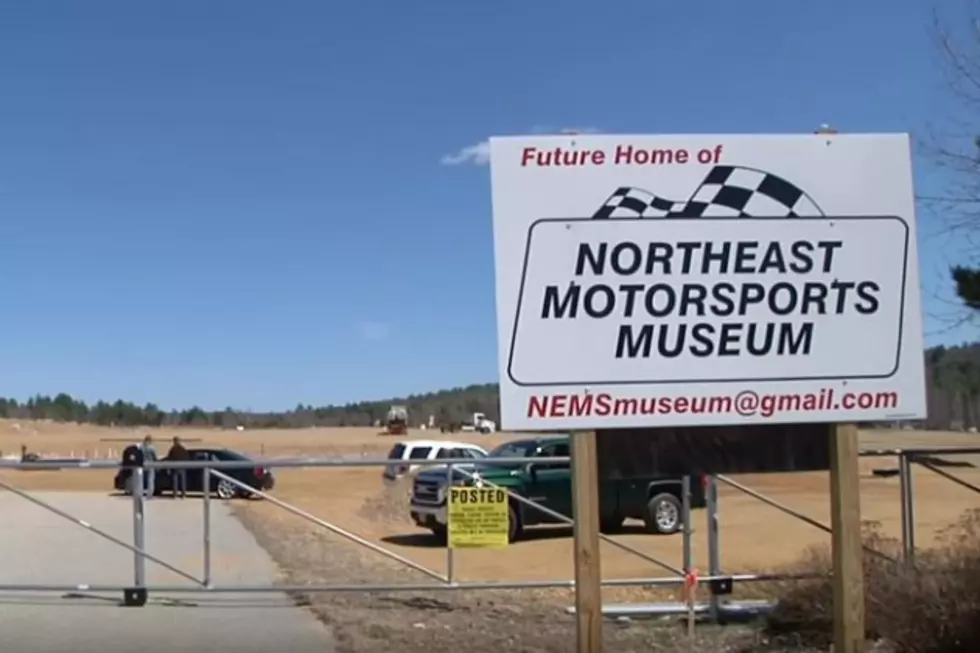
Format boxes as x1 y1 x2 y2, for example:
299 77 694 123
232 504 837 653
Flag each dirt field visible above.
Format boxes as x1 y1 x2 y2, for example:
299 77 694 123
1 421 978 651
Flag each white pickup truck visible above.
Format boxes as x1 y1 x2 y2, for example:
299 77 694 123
381 439 488 485
439 412 497 434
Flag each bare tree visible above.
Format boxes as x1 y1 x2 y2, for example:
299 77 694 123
923 2 980 321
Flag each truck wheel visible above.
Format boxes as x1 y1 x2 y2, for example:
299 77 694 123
431 526 448 545
508 503 522 542
644 493 682 535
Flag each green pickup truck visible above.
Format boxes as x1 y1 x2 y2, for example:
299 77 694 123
409 434 706 542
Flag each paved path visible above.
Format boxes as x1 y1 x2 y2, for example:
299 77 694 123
0 491 334 652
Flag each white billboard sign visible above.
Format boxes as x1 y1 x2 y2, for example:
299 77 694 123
489 133 927 430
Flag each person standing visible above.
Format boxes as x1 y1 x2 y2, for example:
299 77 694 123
140 435 158 499
166 436 190 499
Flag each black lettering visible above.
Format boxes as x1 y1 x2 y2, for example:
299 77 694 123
645 242 673 274
855 281 880 314
800 282 828 315
679 283 707 316
701 241 731 274
469 489 479 503
733 241 758 273
541 283 580 318
675 242 701 274
619 284 644 317
830 280 855 314
644 284 675 317
689 323 714 356
717 323 742 356
614 320 812 359
575 242 605 275
746 322 774 355
816 241 843 272
583 285 615 318
616 324 652 358
737 283 766 315
788 241 814 273
709 283 736 316
767 282 799 316
495 489 506 503
778 323 813 354
758 241 788 274
611 242 642 275
657 324 686 357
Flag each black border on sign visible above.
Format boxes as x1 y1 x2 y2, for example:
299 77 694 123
505 215 911 388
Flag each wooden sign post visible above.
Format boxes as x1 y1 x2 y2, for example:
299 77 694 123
829 422 865 653
571 430 602 652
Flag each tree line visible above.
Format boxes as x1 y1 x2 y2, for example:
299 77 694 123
1 346 980 431
0 383 501 430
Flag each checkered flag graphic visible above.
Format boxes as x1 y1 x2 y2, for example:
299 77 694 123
592 187 685 219
591 165 824 219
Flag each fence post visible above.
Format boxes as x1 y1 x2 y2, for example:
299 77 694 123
898 453 916 563
706 476 721 622
682 475 693 575
445 461 456 584
126 467 148 607
682 475 695 640
203 466 212 587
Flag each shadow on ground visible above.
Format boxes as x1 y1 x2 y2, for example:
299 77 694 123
380 523 655 548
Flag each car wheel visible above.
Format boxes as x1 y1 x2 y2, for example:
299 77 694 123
215 479 237 500
644 493 682 535
507 503 522 542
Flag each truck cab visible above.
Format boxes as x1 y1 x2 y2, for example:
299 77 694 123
409 435 705 542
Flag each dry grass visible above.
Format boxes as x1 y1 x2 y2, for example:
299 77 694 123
1 421 978 651
762 510 980 652
233 502 776 653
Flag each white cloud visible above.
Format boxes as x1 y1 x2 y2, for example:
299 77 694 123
357 320 390 342
440 126 602 166
440 141 491 166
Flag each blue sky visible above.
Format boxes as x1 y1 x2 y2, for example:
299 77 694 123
0 0 973 411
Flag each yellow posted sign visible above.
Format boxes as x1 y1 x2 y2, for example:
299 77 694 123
448 486 509 548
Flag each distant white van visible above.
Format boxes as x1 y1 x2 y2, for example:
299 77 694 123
382 439 488 485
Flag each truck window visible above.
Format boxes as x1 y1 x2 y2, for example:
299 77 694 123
387 444 406 460
435 448 455 459
536 443 570 470
408 446 432 460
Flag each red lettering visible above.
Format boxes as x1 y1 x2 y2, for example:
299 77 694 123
549 394 568 417
614 145 690 166
594 393 612 416
520 147 607 167
568 393 593 417
527 395 547 418
674 397 689 413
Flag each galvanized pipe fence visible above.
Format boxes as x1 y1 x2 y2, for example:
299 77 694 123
0 445 976 617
